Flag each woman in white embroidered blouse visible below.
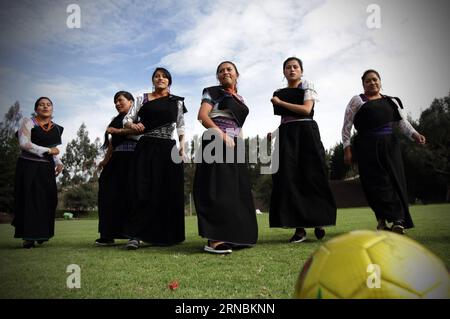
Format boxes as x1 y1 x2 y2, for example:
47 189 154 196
13 97 64 248
341 69 426 233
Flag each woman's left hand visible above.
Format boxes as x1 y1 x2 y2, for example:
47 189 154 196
55 164 64 176
271 96 281 105
179 148 187 162
106 127 121 135
412 133 426 145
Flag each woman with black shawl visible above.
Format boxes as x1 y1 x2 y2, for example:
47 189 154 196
342 69 426 234
123 68 187 249
269 57 336 243
95 91 139 246
194 61 258 254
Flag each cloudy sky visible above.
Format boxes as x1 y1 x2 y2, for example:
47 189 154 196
1 0 449 153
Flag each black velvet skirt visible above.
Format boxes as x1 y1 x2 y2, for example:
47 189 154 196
98 150 134 239
125 137 185 244
12 158 57 240
193 135 258 245
269 121 336 228
354 133 413 228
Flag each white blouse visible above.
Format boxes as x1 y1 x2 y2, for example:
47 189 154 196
299 78 319 102
18 117 63 165
342 95 418 149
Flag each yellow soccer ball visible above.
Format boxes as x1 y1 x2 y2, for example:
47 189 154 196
295 230 450 299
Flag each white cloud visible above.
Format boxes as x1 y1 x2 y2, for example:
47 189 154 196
1 0 449 154
158 0 450 149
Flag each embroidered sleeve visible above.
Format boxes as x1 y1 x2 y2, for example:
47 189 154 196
18 118 50 156
390 98 417 141
302 79 319 102
342 95 363 148
123 95 143 126
176 100 186 136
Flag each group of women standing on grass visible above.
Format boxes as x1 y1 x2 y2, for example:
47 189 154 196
12 57 426 252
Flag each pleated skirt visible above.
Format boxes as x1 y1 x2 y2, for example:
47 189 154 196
354 133 413 228
125 137 185 244
193 135 258 245
12 158 57 240
269 120 337 228
98 150 134 239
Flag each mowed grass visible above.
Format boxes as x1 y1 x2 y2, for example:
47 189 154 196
0 204 448 299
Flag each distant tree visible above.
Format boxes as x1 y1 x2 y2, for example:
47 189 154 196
183 135 200 210
60 123 100 187
1 101 22 136
418 93 450 181
329 142 348 180
0 102 22 213
399 92 450 203
254 174 272 211
64 181 98 212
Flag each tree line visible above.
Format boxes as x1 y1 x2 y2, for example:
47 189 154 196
0 92 448 214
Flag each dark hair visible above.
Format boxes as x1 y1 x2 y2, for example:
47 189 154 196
361 69 381 82
34 97 53 110
216 61 240 77
283 57 303 72
152 67 172 86
114 91 134 103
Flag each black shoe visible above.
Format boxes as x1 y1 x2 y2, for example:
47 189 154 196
126 239 140 250
23 240 35 249
391 221 405 234
314 227 326 240
95 238 115 246
204 241 232 254
36 240 45 245
289 232 307 243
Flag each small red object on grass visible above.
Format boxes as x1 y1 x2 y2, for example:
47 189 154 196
168 280 179 290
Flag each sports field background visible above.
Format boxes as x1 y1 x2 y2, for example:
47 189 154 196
0 204 448 299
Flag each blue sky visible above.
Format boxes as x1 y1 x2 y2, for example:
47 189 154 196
1 0 449 154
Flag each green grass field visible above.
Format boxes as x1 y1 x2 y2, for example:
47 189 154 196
0 204 449 299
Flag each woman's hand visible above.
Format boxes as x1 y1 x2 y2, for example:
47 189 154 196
97 159 109 171
130 123 145 133
48 147 60 156
412 132 426 145
222 133 235 148
179 147 187 162
271 96 282 106
106 127 121 135
344 147 352 166
55 163 64 176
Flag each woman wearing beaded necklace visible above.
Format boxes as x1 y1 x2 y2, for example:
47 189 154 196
12 97 64 248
